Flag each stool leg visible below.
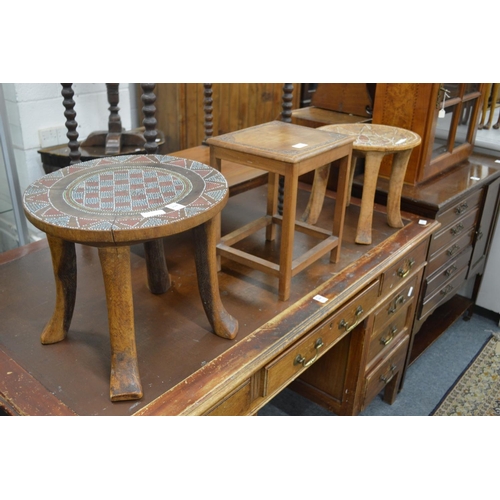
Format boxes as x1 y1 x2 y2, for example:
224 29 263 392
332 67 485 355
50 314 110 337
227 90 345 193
144 239 170 294
266 172 279 241
193 218 238 340
346 155 360 208
301 163 330 225
355 151 385 245
386 149 412 229
98 246 143 401
41 235 77 344
330 151 351 263
279 172 298 301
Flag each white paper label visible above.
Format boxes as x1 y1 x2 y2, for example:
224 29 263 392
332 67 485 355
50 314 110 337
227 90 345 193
418 219 428 225
495 160 500 164
292 143 308 149
470 176 480 181
408 287 413 297
313 294 328 304
165 203 186 211
141 209 165 218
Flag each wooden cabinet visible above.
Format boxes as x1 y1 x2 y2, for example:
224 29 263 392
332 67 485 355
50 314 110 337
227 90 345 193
373 83 484 186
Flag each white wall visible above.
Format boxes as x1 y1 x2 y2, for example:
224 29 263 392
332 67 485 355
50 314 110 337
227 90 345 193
1 83 136 194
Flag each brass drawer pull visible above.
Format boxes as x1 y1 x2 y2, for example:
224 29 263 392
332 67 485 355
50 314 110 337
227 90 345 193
380 326 398 346
447 244 460 256
388 294 406 315
294 338 324 368
455 202 468 215
450 223 464 236
445 265 457 277
380 364 397 384
339 305 364 333
397 257 415 278
440 284 454 296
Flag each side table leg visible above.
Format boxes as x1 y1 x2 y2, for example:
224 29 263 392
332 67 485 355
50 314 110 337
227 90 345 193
193 218 238 340
144 239 171 294
266 172 279 241
41 235 77 344
386 149 412 229
98 246 143 401
355 151 385 245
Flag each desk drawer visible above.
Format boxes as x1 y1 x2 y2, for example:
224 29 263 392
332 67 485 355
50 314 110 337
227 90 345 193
381 239 428 296
364 335 409 407
429 208 479 258
424 246 473 298
263 279 380 397
419 266 468 320
204 379 251 416
367 306 408 368
425 230 474 277
373 273 419 334
436 189 482 230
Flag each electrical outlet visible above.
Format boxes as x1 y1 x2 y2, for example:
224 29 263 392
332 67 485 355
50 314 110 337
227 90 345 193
39 126 67 148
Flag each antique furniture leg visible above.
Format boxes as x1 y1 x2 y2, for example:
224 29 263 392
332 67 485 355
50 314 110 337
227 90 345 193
356 151 385 245
98 246 142 401
279 170 299 301
266 172 279 242
301 163 330 225
193 218 238 340
330 152 351 262
41 235 77 345
386 149 412 229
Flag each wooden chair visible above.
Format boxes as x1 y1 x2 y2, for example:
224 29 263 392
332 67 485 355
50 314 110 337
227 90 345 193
479 83 500 130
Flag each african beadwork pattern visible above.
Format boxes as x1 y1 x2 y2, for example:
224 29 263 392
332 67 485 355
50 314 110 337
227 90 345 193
23 155 228 233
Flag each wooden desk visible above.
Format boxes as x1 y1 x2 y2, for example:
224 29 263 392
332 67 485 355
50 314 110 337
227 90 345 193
0 185 438 416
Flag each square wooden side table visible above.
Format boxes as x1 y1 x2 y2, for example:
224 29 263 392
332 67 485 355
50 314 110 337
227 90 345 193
207 121 354 301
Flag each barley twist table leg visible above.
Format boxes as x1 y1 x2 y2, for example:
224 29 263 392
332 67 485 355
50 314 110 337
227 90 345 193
98 246 142 401
193 218 238 340
41 235 77 344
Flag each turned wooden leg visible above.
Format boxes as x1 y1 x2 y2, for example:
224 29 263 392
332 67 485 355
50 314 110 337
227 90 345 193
98 246 142 401
144 239 170 294
279 173 298 301
193 218 238 340
355 151 385 245
301 163 330 225
386 149 412 229
41 235 77 344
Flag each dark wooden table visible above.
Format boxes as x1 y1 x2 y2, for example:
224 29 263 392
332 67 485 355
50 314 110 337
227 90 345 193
22 154 237 402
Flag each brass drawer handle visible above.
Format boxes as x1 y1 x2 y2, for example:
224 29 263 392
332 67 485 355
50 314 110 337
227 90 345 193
380 326 398 346
294 338 324 368
380 364 397 384
397 257 415 278
445 265 457 277
450 223 464 236
388 294 406 315
447 244 460 256
440 284 454 296
455 202 468 215
339 305 364 333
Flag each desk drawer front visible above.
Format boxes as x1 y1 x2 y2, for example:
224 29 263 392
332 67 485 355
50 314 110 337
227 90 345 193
429 208 479 258
364 335 409 406
419 267 468 320
381 239 428 296
436 189 482 231
424 246 473 298
204 380 251 416
425 230 474 278
373 273 419 334
263 279 380 397
367 307 408 368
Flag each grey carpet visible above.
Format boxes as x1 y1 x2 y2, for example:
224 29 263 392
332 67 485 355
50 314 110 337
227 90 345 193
258 310 499 416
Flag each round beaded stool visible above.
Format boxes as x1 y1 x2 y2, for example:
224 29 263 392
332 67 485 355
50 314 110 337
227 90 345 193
23 154 238 401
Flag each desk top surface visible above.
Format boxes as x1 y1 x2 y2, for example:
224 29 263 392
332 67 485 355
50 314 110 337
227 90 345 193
1 184 438 416
23 155 228 245
207 121 354 163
